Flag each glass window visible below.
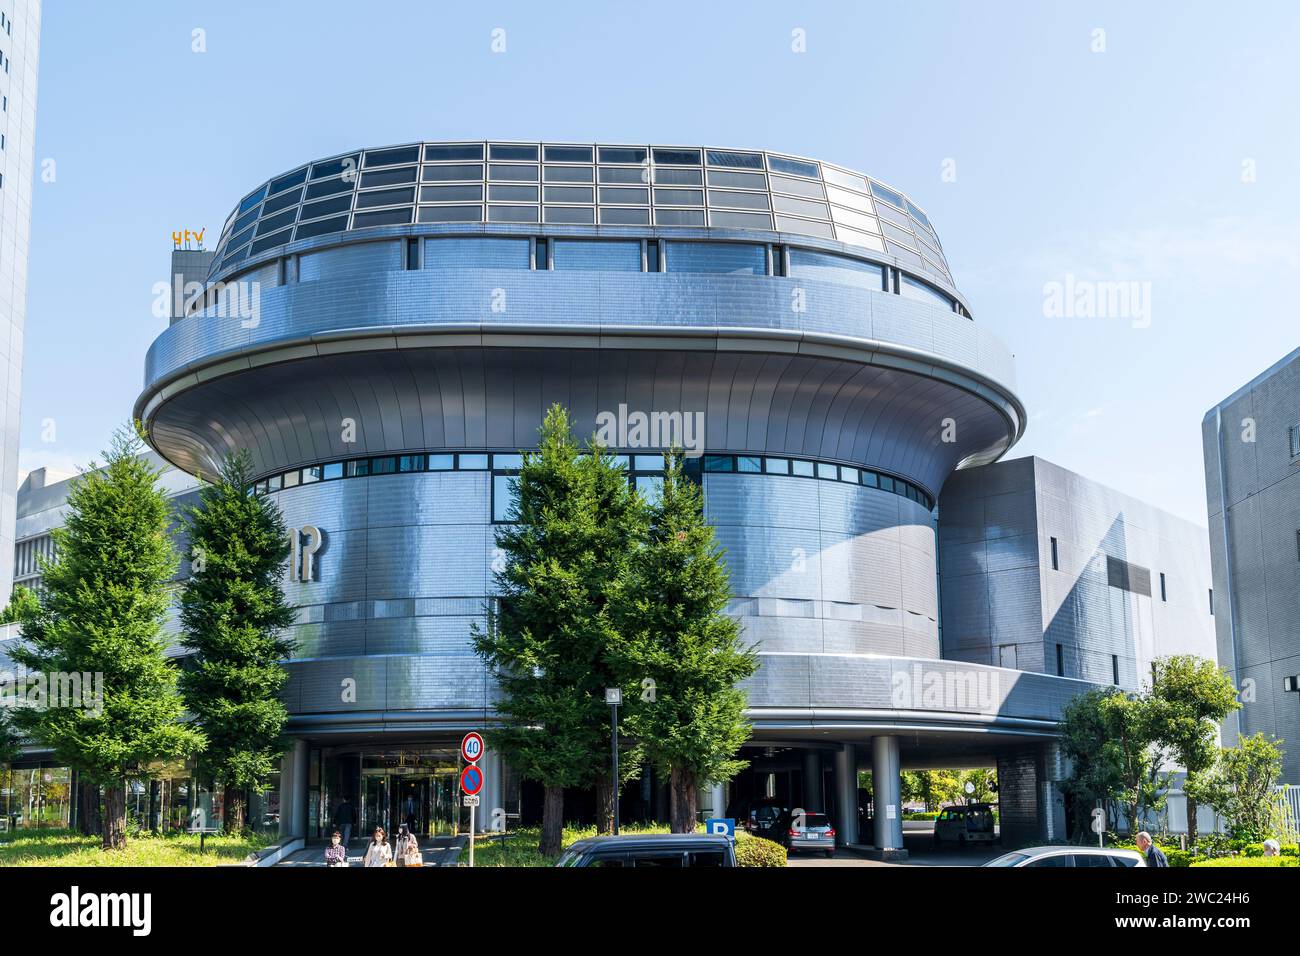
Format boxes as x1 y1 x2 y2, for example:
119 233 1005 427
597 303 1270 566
653 188 704 206
598 146 648 164
360 166 418 188
269 167 309 195
420 184 483 203
346 459 369 477
364 145 420 167
305 177 355 200
703 455 733 472
817 462 838 479
792 460 815 477
830 206 879 234
266 474 283 491
652 147 701 165
597 167 648 186
654 208 704 226
602 207 651 225
300 195 353 220
900 275 954 309
250 229 293 254
543 185 594 203
355 186 415 208
775 217 834 239
773 195 829 219
836 227 886 252
294 215 349 241
283 470 300 488
421 164 484 182
238 185 268 213
353 207 412 227
880 221 917 248
493 453 524 469
488 164 539 182
653 167 703 186
459 453 489 469
737 456 762 473
544 144 593 163
870 181 906 209
769 174 825 199
706 149 763 169
633 454 665 471
424 143 484 162
636 475 664 504
666 242 765 275
821 166 868 193
262 188 303 215
880 475 895 493
323 462 344 480
598 186 649 204
552 239 641 272
425 238 531 269
860 470 878 487
708 210 773 229
544 206 595 224
311 156 360 180
488 184 539 202
788 249 885 290
764 458 789 474
487 205 538 223
493 474 519 522
427 454 454 470
490 144 539 161
840 467 859 483
544 165 594 183
708 189 770 210
302 465 322 484
707 170 766 189
646 241 659 272
398 454 424 472
256 208 298 236
371 456 397 475
417 205 482 223
767 155 820 178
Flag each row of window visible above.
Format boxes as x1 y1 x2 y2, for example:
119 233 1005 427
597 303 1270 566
214 143 952 286
198 238 962 317
250 449 935 517
1048 536 1214 615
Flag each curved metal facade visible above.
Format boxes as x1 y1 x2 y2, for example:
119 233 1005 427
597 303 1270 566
138 142 1029 737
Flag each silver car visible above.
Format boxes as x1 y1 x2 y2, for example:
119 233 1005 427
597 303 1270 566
984 845 1146 868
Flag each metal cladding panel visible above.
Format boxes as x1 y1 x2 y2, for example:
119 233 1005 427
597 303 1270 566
288 656 387 712
385 656 493 710
298 241 402 281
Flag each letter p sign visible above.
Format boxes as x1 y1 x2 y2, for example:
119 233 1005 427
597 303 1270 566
705 818 735 838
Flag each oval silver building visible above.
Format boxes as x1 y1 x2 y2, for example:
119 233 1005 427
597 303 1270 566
136 141 1086 852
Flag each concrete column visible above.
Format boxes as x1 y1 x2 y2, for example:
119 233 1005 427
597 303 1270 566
278 751 295 840
833 744 858 846
701 781 726 819
871 735 903 851
803 751 823 810
289 738 309 840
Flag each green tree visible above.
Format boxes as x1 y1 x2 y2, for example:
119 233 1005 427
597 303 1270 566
8 426 204 850
959 768 996 804
1189 732 1285 842
473 405 646 856
611 452 757 832
178 451 297 834
0 710 19 767
1148 654 1240 846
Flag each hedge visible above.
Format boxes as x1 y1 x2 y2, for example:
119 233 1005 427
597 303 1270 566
735 835 787 867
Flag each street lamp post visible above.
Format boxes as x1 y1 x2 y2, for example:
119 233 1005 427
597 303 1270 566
605 688 622 836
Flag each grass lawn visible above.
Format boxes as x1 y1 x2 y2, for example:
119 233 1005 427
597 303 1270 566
461 821 699 867
0 828 275 867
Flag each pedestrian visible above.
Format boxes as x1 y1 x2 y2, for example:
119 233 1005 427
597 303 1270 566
1262 838 1280 858
1135 831 1168 867
363 826 392 867
394 823 421 866
324 829 349 867
334 795 355 849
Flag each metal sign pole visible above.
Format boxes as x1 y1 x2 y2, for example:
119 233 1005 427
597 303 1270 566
612 701 620 837
469 801 475 868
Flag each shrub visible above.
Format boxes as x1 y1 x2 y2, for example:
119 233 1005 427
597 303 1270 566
1190 856 1297 868
735 835 787 867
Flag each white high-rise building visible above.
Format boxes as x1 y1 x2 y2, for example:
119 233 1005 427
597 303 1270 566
0 0 40 598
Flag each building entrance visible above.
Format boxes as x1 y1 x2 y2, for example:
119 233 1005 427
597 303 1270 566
357 749 462 837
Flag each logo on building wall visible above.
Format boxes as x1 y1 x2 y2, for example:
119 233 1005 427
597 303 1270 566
289 526 323 582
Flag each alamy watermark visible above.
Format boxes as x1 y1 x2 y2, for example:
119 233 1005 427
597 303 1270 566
891 663 999 713
594 404 705 457
1042 273 1151 329
152 275 262 328
0 669 104 716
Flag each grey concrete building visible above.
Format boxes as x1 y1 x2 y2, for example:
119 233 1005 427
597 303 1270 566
939 456 1217 690
0 0 40 599
1203 347 1300 785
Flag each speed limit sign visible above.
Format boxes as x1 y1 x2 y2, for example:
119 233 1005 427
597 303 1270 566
461 732 484 763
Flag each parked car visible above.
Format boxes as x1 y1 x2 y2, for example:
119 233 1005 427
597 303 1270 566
772 809 837 857
740 800 787 838
983 846 1146 867
555 833 737 867
933 803 997 846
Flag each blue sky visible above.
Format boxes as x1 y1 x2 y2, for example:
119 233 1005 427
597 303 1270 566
19 0 1300 524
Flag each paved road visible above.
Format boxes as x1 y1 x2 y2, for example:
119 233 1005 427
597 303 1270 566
787 828 1004 867
276 835 466 867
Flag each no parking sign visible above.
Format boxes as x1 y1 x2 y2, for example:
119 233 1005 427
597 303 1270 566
460 763 484 797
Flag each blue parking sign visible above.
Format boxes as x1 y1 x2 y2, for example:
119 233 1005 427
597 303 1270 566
705 818 735 837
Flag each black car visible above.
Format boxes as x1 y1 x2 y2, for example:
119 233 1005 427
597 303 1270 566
554 833 737 867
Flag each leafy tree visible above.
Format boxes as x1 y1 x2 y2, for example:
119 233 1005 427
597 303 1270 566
959 768 996 804
473 405 646 855
1189 732 1285 842
1 586 40 766
8 426 204 850
611 452 757 832
178 450 297 834
0 710 19 767
1148 655 1240 846
1061 686 1169 837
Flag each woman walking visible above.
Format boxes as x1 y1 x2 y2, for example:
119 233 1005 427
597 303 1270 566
363 826 392 867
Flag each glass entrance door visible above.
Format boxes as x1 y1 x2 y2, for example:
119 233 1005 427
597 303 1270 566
362 772 390 835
